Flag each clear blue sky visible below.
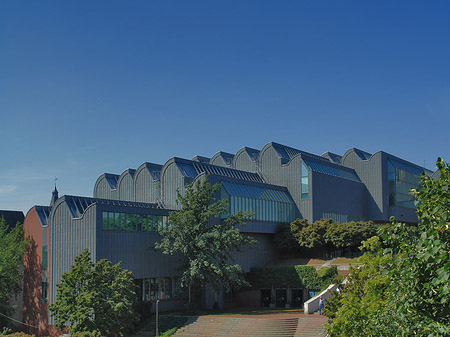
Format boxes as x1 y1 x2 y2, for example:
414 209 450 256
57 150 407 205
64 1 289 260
1 1 449 213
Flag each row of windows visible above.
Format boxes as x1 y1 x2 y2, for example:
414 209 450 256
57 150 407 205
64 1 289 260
322 212 363 223
136 277 174 301
229 195 296 223
102 212 169 232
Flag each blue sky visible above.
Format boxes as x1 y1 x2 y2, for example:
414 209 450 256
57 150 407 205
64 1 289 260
1 1 449 213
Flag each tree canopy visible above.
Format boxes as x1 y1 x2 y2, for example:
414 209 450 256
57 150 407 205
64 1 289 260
324 158 450 336
49 249 137 336
284 218 378 255
155 177 256 301
0 217 27 329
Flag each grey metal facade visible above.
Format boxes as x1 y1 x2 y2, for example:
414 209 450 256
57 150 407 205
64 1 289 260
31 141 431 321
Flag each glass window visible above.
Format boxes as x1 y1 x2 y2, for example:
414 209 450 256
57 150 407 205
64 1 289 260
102 212 108 230
108 212 115 230
42 246 48 270
301 163 309 199
114 213 121 230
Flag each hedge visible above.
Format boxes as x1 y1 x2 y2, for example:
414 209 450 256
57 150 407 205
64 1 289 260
246 265 337 290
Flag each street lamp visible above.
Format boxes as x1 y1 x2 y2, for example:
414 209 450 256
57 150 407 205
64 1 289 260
156 300 160 337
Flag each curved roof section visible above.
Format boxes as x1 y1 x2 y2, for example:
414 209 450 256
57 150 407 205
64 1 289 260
234 147 260 162
135 162 163 180
342 148 373 161
210 151 234 166
62 195 159 219
268 142 329 164
104 173 120 190
191 155 211 163
172 157 263 183
303 158 361 182
321 152 342 164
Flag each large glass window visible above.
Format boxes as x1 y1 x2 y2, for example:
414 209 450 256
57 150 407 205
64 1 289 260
102 212 168 232
388 159 422 209
301 163 309 199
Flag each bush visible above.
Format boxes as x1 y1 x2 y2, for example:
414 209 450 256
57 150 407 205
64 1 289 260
69 331 101 337
2 333 35 337
246 265 337 291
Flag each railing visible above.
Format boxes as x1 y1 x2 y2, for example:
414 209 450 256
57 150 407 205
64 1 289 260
304 284 338 314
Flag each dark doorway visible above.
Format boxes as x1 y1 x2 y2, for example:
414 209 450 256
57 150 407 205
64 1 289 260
292 289 303 307
260 289 271 307
276 289 287 307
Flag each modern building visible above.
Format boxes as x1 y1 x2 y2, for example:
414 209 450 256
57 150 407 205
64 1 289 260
22 142 431 335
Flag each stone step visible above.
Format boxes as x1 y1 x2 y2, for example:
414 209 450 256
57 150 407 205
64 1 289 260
173 315 328 337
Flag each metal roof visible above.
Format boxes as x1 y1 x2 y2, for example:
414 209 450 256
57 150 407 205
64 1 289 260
353 148 372 160
222 182 294 204
243 147 260 161
271 142 327 162
389 158 424 176
35 206 51 227
193 162 263 182
175 159 263 183
104 174 119 190
303 159 361 182
64 195 159 219
191 155 211 163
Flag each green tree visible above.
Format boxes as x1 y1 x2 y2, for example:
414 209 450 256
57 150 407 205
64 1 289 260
325 158 450 336
291 218 331 250
273 222 301 256
0 218 27 329
324 221 378 252
155 177 256 304
49 249 137 335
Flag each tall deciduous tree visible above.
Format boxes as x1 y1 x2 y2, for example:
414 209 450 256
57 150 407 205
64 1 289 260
325 158 450 336
0 218 27 329
155 177 256 303
49 249 137 335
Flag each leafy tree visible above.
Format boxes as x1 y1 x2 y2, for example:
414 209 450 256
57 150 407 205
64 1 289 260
291 218 330 249
324 221 378 251
325 158 450 336
155 177 256 303
273 222 301 256
0 218 27 329
323 236 394 336
49 249 137 335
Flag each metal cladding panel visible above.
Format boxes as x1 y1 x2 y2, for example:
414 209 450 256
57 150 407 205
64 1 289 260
260 145 308 220
94 176 118 200
235 220 278 234
162 162 187 210
210 152 234 168
311 171 365 222
97 232 182 279
134 167 160 204
48 201 97 324
260 145 286 186
96 205 181 279
234 149 257 173
230 233 276 272
118 174 134 202
342 151 384 220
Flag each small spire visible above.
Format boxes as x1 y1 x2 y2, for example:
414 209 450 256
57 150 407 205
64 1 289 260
50 177 59 207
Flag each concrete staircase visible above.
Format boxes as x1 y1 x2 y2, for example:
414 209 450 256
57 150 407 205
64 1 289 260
173 315 327 337
295 316 328 336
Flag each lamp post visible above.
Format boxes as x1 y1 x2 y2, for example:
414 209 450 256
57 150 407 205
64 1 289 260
156 300 160 337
